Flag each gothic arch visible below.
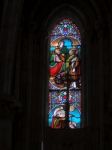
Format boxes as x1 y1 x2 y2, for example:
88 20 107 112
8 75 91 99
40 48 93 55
14 1 106 149
35 2 105 150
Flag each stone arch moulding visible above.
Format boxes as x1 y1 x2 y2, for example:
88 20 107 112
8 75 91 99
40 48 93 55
38 3 104 149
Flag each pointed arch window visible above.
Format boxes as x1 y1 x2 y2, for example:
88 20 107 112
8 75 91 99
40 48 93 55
48 18 82 129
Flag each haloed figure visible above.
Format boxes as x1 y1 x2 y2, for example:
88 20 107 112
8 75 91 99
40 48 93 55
51 107 66 128
49 47 66 87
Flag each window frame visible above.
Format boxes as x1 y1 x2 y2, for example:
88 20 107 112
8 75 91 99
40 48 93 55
48 18 83 129
41 12 90 141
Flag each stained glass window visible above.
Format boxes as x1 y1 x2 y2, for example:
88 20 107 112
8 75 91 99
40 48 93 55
48 18 81 129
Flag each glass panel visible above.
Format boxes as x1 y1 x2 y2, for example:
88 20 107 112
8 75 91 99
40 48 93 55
69 90 81 128
49 91 67 104
48 91 67 128
50 19 81 44
48 103 66 129
48 18 82 129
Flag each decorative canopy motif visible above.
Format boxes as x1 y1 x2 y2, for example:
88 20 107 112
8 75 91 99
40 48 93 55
50 19 81 45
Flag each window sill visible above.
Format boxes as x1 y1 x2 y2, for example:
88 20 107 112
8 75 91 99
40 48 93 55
45 127 91 142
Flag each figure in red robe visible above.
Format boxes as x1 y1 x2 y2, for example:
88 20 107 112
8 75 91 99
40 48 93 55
49 47 65 77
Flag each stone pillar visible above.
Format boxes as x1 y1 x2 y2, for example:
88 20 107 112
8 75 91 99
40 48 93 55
0 0 24 150
0 0 24 95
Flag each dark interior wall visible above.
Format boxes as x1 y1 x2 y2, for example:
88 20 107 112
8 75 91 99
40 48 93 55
0 0 111 150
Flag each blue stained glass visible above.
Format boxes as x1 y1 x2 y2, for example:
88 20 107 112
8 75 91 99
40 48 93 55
63 39 73 49
48 104 66 128
48 18 82 129
69 106 81 128
50 46 55 51
69 90 81 103
50 19 81 45
49 91 67 104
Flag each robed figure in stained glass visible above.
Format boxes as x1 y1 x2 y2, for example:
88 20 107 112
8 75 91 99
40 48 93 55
49 46 67 88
